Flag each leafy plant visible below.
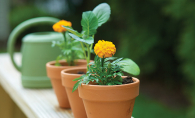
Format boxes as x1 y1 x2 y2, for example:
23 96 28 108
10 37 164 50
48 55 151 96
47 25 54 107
63 3 140 92
63 3 111 68
52 20 84 66
72 40 140 92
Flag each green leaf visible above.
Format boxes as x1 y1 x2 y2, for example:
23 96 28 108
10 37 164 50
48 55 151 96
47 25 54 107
81 11 98 36
55 63 61 66
88 62 94 65
114 81 122 85
85 37 94 44
63 26 83 37
105 57 118 61
112 58 123 64
72 81 80 92
82 34 88 39
71 46 82 51
62 49 71 55
116 72 123 76
108 83 113 85
65 31 71 40
93 3 111 26
73 75 84 81
89 75 97 80
69 33 86 43
55 55 63 66
119 58 140 76
69 33 94 44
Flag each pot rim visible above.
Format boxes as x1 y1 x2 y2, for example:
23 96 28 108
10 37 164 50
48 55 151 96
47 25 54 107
80 77 139 90
61 66 87 76
61 67 140 89
46 59 87 68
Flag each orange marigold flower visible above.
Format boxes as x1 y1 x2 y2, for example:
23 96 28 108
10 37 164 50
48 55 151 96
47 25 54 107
94 40 116 58
52 20 72 32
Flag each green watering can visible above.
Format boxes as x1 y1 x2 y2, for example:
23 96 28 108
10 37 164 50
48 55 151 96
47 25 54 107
7 17 63 88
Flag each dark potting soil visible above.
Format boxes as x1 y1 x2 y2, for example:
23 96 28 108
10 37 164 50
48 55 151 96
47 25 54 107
77 71 85 74
122 76 134 84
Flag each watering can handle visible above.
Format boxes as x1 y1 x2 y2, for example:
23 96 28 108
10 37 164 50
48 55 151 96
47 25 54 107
7 17 60 72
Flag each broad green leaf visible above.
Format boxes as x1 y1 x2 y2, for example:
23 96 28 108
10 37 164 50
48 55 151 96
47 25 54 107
69 33 94 44
85 37 94 44
63 26 83 37
93 3 111 26
119 58 140 76
81 11 98 36
69 33 86 43
82 34 88 39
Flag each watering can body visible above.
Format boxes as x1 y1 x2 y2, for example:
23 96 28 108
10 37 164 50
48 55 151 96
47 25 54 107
8 17 63 88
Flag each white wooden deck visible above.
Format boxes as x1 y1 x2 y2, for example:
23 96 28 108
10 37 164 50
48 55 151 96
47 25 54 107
0 53 73 118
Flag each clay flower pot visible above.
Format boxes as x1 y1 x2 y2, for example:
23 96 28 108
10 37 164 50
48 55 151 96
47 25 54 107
46 60 87 108
78 77 140 118
61 67 87 118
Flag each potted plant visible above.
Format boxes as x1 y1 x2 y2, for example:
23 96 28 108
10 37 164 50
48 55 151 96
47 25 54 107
68 3 141 118
46 20 86 108
74 40 140 118
61 3 111 118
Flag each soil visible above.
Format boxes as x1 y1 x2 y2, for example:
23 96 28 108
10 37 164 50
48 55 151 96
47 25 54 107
77 71 85 74
122 76 134 84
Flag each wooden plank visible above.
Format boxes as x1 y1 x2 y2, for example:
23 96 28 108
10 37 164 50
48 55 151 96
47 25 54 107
0 53 73 118
0 85 26 118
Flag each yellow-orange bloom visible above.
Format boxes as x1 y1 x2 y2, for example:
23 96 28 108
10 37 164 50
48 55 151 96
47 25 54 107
52 20 72 32
94 40 116 58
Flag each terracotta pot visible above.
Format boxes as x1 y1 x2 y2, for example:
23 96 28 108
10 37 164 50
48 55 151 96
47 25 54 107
46 60 87 108
61 67 87 118
78 77 140 118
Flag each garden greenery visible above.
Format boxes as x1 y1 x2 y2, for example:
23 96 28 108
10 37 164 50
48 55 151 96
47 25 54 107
67 3 140 92
52 20 84 66
63 3 111 68
72 41 140 92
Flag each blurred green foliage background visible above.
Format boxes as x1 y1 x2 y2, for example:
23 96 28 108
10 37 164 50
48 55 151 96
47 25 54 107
1 0 195 117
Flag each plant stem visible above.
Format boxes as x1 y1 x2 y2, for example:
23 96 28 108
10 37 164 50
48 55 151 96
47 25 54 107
101 57 104 68
62 32 66 43
70 38 74 66
80 42 89 71
87 45 91 71
80 42 87 59
100 57 105 84
89 44 93 53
